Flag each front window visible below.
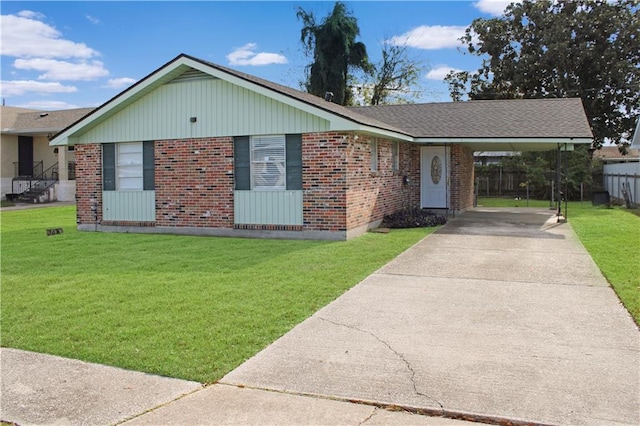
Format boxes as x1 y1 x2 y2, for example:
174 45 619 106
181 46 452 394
251 135 285 190
117 142 143 190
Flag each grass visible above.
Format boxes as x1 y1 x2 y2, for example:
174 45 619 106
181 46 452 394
479 197 640 323
1 206 435 383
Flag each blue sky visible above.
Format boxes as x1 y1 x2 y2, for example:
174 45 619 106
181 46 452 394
1 1 512 110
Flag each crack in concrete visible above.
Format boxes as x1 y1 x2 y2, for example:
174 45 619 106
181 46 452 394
318 317 444 413
358 407 378 425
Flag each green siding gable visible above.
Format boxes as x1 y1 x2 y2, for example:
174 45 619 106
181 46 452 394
76 78 330 143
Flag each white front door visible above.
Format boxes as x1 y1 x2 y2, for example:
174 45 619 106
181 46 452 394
421 146 448 208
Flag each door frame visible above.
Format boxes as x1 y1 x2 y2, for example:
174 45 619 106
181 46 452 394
420 145 449 209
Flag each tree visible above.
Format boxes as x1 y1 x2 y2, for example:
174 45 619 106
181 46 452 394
367 43 423 105
445 0 640 148
297 2 372 105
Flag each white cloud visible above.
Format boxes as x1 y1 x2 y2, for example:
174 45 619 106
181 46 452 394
17 10 45 20
1 80 77 96
474 0 515 16
426 66 464 81
14 58 108 81
227 43 288 66
104 77 137 89
387 25 468 50
0 11 98 58
85 15 100 24
18 100 80 110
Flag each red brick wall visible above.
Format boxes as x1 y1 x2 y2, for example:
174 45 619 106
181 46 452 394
302 132 348 231
155 137 234 228
345 134 419 230
75 144 102 225
74 136 472 236
450 145 475 210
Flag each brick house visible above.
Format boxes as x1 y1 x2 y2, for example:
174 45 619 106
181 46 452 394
50 54 592 240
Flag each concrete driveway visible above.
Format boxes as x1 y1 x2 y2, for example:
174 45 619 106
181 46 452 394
219 208 640 425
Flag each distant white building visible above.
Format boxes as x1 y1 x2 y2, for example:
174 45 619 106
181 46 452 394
597 119 640 204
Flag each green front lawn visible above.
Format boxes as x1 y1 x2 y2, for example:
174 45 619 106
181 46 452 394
478 197 640 323
1 206 433 383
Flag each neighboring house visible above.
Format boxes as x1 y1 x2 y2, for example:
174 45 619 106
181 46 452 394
630 117 640 150
594 130 640 204
1 106 94 202
50 54 593 240
474 151 518 166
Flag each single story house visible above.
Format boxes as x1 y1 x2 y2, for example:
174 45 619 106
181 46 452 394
1 106 94 202
50 54 593 240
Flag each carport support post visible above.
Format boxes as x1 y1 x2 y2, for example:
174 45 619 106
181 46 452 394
564 143 569 220
556 144 562 222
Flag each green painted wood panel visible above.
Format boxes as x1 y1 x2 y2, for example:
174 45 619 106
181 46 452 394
103 191 156 221
77 79 330 143
234 190 303 225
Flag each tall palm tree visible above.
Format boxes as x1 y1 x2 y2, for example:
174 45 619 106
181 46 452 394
297 2 372 105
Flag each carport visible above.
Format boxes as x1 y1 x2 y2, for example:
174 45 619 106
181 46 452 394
354 98 594 217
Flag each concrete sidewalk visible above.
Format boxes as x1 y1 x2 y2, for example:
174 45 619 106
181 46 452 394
0 349 474 425
2 208 638 425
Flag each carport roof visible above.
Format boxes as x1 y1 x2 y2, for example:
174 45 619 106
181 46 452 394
350 98 593 140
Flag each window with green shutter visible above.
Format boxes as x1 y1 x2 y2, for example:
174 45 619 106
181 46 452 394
103 141 154 191
286 134 302 190
234 134 302 191
103 143 116 191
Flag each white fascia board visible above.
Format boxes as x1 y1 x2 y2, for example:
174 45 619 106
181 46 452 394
50 60 189 146
49 136 69 146
413 137 592 144
349 125 413 142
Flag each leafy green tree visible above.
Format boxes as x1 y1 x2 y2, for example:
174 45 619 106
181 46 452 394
499 146 594 200
368 44 423 105
445 0 640 148
297 2 372 105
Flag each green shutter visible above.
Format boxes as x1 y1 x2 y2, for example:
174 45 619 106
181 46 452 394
103 143 115 191
234 136 250 190
143 141 155 190
286 134 302 190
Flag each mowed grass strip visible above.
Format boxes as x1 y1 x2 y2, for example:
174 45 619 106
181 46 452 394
1 206 434 383
478 197 640 323
569 204 640 323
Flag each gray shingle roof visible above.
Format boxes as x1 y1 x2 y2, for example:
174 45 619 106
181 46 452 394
190 56 592 140
348 98 593 139
50 54 594 144
10 108 95 133
1 106 40 130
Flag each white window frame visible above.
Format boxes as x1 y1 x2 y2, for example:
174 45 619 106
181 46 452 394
370 139 378 172
251 135 286 190
392 141 400 172
117 142 143 190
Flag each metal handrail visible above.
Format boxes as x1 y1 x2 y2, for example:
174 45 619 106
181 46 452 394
13 160 43 178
